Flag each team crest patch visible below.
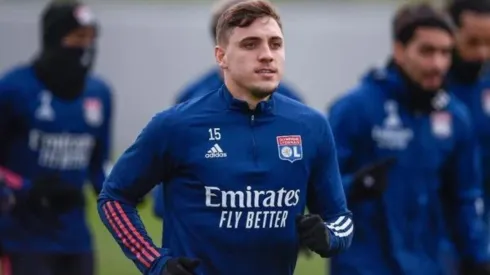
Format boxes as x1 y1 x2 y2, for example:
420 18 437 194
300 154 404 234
277 135 303 163
430 111 452 138
84 98 103 127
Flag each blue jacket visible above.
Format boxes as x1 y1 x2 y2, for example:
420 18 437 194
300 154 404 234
447 74 490 215
0 64 113 252
152 66 304 218
328 66 489 275
98 86 352 275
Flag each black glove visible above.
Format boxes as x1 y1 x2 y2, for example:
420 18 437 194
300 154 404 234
460 261 490 275
349 157 397 202
296 214 330 258
162 257 200 275
12 175 84 234
27 175 84 211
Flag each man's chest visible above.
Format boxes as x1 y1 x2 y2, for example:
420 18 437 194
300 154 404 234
12 90 104 170
174 115 316 186
367 100 455 169
20 90 104 134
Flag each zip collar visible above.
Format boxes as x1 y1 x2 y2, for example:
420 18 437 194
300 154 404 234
219 85 275 114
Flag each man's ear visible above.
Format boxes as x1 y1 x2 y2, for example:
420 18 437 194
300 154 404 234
215 45 228 69
393 41 405 65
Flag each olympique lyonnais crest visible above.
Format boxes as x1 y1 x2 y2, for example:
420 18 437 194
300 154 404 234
84 98 103 127
430 111 452 138
277 135 303 163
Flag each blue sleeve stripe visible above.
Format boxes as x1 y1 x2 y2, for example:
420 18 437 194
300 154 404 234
325 216 354 238
102 201 161 267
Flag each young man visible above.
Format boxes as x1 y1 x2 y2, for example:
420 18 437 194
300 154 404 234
152 0 305 220
328 3 490 275
0 2 113 275
447 1 490 207
99 1 352 275
173 0 304 105
440 1 490 274
152 0 304 226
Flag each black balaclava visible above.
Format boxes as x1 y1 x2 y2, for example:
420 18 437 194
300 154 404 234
33 2 98 100
450 50 485 84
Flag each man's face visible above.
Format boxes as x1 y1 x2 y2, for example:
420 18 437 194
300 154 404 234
215 16 284 98
62 26 96 48
394 27 453 90
456 11 490 62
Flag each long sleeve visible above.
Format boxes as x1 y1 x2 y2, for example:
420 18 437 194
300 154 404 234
443 113 490 263
0 166 31 215
327 94 365 193
0 80 15 164
0 80 32 194
97 111 175 275
0 166 31 194
307 115 354 256
89 86 113 194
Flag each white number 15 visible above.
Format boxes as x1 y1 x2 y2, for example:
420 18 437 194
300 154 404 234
208 128 221 141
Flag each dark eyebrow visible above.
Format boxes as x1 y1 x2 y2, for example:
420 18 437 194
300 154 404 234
239 36 261 43
239 36 283 43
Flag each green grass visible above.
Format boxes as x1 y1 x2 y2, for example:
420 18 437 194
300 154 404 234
86 193 328 274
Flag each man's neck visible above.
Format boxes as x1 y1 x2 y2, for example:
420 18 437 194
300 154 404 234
224 78 269 110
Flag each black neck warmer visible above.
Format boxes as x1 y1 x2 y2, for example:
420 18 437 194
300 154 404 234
390 60 445 113
33 44 96 100
450 50 484 84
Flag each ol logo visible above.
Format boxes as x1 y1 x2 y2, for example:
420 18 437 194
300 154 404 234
276 135 303 163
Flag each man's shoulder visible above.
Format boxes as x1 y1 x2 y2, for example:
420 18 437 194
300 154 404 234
447 94 474 128
329 83 375 113
0 65 38 102
274 93 326 126
0 64 34 86
157 90 224 126
175 67 222 104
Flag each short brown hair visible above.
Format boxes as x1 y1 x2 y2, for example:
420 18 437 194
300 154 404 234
210 0 249 42
392 3 454 44
215 0 282 45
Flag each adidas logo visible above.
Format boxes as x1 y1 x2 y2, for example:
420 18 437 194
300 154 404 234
205 144 227 159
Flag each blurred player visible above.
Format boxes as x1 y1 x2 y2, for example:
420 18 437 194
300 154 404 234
439 1 490 274
98 1 352 275
0 170 18 215
0 1 113 275
328 3 490 275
